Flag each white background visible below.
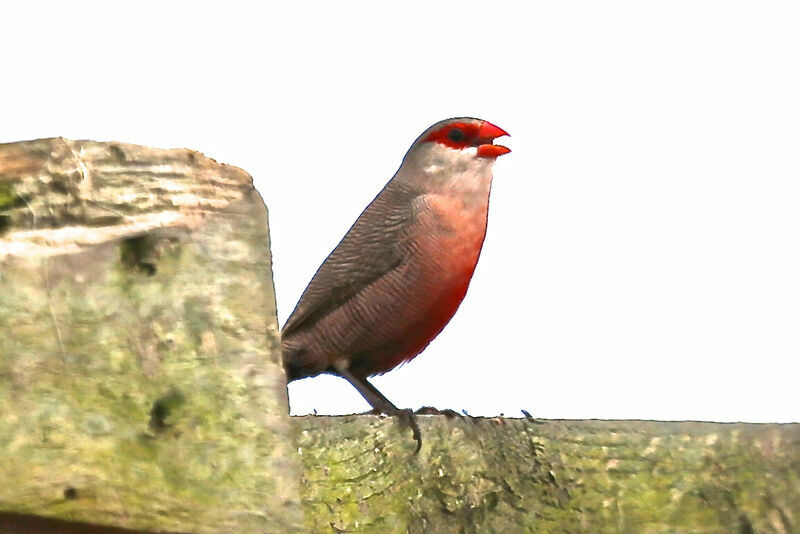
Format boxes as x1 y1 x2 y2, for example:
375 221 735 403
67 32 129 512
2 2 798 422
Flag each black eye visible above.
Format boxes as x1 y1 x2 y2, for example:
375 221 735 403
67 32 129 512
448 127 465 143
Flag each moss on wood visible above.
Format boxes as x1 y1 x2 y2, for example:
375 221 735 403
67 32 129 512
295 416 799 533
0 138 302 533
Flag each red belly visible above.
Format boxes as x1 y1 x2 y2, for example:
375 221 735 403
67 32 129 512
358 201 487 376
364 269 474 375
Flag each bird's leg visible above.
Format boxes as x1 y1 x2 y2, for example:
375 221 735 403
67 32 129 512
335 366 422 454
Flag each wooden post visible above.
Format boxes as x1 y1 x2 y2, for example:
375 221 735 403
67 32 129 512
0 139 303 533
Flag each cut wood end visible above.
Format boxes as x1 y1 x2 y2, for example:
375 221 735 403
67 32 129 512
0 137 254 260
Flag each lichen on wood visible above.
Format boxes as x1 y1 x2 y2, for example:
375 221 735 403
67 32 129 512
0 138 302 533
295 415 800 533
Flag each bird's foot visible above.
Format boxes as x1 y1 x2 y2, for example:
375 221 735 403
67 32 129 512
391 408 422 455
359 406 422 454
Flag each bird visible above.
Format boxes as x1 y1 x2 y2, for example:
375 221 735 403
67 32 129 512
281 117 510 452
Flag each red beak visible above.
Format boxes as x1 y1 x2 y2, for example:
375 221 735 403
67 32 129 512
477 121 511 158
478 121 509 139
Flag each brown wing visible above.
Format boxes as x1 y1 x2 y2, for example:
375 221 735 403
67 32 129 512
281 179 423 338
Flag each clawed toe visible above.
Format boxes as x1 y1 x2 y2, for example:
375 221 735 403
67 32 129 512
395 408 422 455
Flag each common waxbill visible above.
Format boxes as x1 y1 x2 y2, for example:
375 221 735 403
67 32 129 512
282 117 510 452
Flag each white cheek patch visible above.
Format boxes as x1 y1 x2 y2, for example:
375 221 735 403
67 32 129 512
417 142 495 184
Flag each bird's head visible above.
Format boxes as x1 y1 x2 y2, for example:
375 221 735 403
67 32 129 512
399 117 510 185
415 117 510 159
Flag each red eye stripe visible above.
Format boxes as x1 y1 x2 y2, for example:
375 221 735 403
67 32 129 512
422 122 481 149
